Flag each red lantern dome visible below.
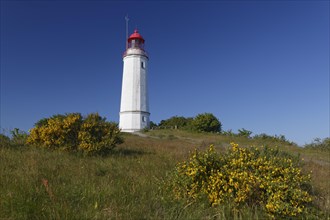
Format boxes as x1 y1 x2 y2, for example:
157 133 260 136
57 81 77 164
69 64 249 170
128 29 145 43
126 29 145 50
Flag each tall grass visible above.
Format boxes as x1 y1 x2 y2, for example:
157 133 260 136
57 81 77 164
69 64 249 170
1 130 329 219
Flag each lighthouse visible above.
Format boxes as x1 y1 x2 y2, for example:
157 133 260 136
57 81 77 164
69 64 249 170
119 29 150 132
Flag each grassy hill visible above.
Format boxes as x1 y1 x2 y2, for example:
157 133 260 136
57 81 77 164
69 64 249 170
1 130 329 219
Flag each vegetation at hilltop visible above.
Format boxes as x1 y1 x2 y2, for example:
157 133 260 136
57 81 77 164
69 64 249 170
158 116 193 129
152 114 295 146
0 113 329 219
154 113 221 132
304 137 330 152
191 113 222 133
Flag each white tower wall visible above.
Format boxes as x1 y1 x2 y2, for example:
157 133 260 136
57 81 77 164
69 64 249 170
119 47 150 132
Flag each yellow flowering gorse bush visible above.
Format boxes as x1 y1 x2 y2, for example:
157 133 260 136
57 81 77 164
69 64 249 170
78 113 122 155
27 113 123 155
172 143 312 218
27 113 82 151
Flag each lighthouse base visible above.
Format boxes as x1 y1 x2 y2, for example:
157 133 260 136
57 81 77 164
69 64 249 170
119 111 150 132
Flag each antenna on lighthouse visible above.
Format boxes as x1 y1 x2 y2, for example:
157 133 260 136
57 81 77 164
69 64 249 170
125 15 129 49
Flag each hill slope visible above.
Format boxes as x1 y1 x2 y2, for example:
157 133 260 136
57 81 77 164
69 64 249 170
1 130 329 219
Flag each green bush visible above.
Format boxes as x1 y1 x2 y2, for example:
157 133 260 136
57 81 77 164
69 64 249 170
0 133 11 147
149 121 158 129
304 138 330 151
171 143 314 218
10 128 28 146
253 133 296 145
191 113 221 133
222 129 236 136
237 128 253 138
27 113 123 155
158 116 193 129
0 129 28 148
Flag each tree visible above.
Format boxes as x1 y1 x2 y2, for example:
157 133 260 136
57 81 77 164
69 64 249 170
158 116 193 129
191 113 221 133
149 121 157 129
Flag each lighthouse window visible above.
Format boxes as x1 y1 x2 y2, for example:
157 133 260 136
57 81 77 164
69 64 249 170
141 61 145 69
142 116 146 122
131 39 136 48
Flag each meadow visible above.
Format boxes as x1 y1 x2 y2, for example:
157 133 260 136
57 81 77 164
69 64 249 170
1 130 329 219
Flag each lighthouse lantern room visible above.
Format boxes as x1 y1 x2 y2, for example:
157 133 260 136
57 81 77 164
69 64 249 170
119 29 150 132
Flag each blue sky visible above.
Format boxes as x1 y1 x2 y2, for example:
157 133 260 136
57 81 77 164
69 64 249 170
1 0 329 145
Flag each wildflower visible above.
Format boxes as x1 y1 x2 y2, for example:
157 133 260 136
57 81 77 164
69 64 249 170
171 142 312 218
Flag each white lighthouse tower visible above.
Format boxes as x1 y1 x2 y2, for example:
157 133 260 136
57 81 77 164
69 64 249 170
119 29 150 132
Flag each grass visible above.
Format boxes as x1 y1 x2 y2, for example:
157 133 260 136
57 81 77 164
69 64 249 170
1 130 329 219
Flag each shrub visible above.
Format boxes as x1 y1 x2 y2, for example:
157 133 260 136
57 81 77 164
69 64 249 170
27 113 123 155
237 128 253 138
304 138 330 152
191 113 221 133
149 121 158 129
171 143 313 218
158 116 193 129
0 133 11 147
0 129 28 148
28 113 82 151
78 113 123 155
253 133 296 145
10 128 28 146
222 129 236 136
